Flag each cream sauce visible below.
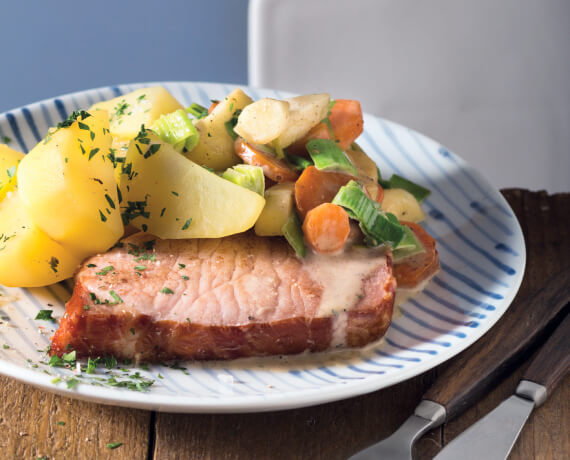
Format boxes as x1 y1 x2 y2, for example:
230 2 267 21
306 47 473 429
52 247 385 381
303 247 388 318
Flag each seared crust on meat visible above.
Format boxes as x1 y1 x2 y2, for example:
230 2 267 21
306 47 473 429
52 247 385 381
51 233 395 361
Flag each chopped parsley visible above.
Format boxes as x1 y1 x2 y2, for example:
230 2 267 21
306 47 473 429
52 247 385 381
49 350 76 368
57 110 91 130
95 266 114 276
35 309 55 322
2 135 11 144
88 148 100 160
178 263 186 269
106 442 123 449
109 290 123 304
49 257 59 273
181 218 192 231
121 199 150 226
66 378 79 389
160 287 174 295
104 194 116 209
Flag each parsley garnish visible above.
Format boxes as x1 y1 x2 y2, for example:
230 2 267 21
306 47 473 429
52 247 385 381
96 266 114 276
104 194 116 209
181 218 192 230
35 310 55 322
160 287 174 295
109 290 123 304
57 110 91 130
2 135 11 144
49 256 59 273
88 148 100 160
106 442 123 449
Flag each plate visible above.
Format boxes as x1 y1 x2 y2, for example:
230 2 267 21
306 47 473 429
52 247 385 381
0 81 525 413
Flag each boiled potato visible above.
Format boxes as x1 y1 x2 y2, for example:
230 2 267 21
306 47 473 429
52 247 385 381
278 93 330 147
382 188 426 223
234 98 289 144
0 144 24 201
17 110 123 256
120 132 265 238
90 87 183 141
110 136 130 183
0 192 82 287
185 88 253 170
254 182 295 236
345 144 379 199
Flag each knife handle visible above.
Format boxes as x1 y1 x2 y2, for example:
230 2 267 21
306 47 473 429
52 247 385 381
520 312 570 398
423 266 570 421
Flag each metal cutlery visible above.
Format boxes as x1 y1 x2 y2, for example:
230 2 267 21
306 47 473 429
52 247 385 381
348 267 570 460
434 312 569 459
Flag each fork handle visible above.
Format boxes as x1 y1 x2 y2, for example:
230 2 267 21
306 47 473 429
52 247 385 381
423 267 570 421
520 312 570 397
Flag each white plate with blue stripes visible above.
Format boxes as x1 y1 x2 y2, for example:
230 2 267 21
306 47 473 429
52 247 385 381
0 82 525 413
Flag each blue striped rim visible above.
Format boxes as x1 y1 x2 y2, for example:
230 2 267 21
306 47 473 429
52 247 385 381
5 112 28 152
400 309 466 339
361 129 516 276
53 99 67 121
389 321 452 347
440 262 504 299
410 130 515 236
22 108 41 143
379 120 518 271
385 338 437 355
437 146 513 217
347 365 386 375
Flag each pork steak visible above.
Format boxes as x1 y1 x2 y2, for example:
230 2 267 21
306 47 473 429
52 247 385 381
51 232 396 361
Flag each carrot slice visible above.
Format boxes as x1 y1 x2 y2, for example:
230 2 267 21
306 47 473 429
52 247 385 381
393 221 439 288
235 138 299 183
294 166 354 218
303 203 350 253
288 99 364 156
208 101 220 114
375 184 384 204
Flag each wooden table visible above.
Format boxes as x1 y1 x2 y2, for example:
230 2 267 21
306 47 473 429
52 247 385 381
1 189 568 460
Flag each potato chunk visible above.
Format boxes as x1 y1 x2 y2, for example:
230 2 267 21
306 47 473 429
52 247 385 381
0 144 24 200
345 144 379 199
90 87 183 141
254 182 295 236
185 88 253 170
120 132 265 239
234 98 289 144
278 94 330 147
0 192 82 287
381 188 426 223
17 110 123 256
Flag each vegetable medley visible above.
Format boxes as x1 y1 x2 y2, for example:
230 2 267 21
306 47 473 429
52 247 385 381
0 86 437 288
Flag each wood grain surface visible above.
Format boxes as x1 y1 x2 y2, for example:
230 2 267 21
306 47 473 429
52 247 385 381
0 189 568 460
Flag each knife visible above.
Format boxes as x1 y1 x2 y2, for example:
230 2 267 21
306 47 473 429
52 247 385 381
348 267 570 460
434 312 569 460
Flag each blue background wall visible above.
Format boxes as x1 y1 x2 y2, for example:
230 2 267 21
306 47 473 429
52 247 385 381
0 0 249 113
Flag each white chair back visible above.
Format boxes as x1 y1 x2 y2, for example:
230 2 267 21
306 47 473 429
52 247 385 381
249 0 570 192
